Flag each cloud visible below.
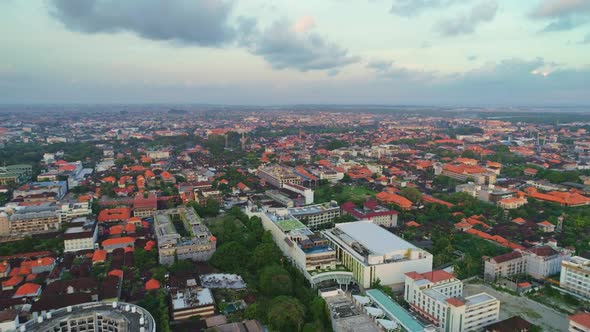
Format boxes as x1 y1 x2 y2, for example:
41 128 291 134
367 59 436 81
436 0 498 36
530 0 590 31
531 0 590 18
246 19 360 72
467 55 478 61
293 15 315 33
48 1 356 73
389 0 467 17
49 0 236 46
582 32 590 43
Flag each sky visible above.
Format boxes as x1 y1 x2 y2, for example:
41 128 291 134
0 0 589 105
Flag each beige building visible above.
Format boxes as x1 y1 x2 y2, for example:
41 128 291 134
258 164 302 188
561 256 590 300
154 207 216 265
1 204 61 237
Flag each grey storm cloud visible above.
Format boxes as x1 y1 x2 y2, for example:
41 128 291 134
49 0 237 46
436 0 498 36
49 0 357 72
244 19 360 72
530 0 590 32
389 0 469 17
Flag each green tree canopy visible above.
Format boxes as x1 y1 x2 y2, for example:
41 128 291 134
259 264 293 296
267 296 305 332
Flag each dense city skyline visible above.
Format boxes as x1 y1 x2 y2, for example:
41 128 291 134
1 0 589 105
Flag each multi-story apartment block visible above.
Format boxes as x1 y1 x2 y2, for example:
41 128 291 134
322 221 432 288
0 203 61 237
405 270 500 332
0 164 32 185
436 163 497 185
12 181 68 202
288 201 340 230
341 200 398 227
22 302 156 332
154 207 216 265
258 164 302 188
484 246 572 282
560 256 590 300
63 218 98 252
170 286 216 320
249 207 353 288
60 201 92 223
132 192 158 218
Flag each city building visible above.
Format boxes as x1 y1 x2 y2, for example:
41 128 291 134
97 207 131 223
153 207 216 265
283 182 314 205
171 285 216 320
341 200 399 227
560 256 590 300
133 192 158 218
436 163 497 185
484 246 572 282
569 312 590 332
322 221 433 288
288 201 340 230
12 181 68 202
0 309 18 332
0 164 32 185
258 164 302 188
21 301 156 332
249 207 353 288
63 218 98 252
0 203 61 237
375 191 413 210
60 200 93 222
404 270 500 332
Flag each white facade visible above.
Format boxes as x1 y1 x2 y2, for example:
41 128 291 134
322 221 432 288
283 182 314 205
484 246 571 282
405 270 500 332
63 220 98 252
60 202 92 222
561 256 590 300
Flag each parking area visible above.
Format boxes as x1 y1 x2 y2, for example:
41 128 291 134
464 283 569 332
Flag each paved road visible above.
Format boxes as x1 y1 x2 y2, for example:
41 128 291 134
464 284 568 332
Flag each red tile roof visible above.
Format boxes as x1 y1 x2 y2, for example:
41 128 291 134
108 269 124 279
98 208 131 223
14 283 41 297
570 312 590 329
92 250 107 263
102 236 135 247
145 278 160 291
2 275 23 288
446 298 465 307
405 270 455 283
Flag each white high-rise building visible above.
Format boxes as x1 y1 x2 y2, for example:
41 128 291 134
405 270 500 332
560 256 590 300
